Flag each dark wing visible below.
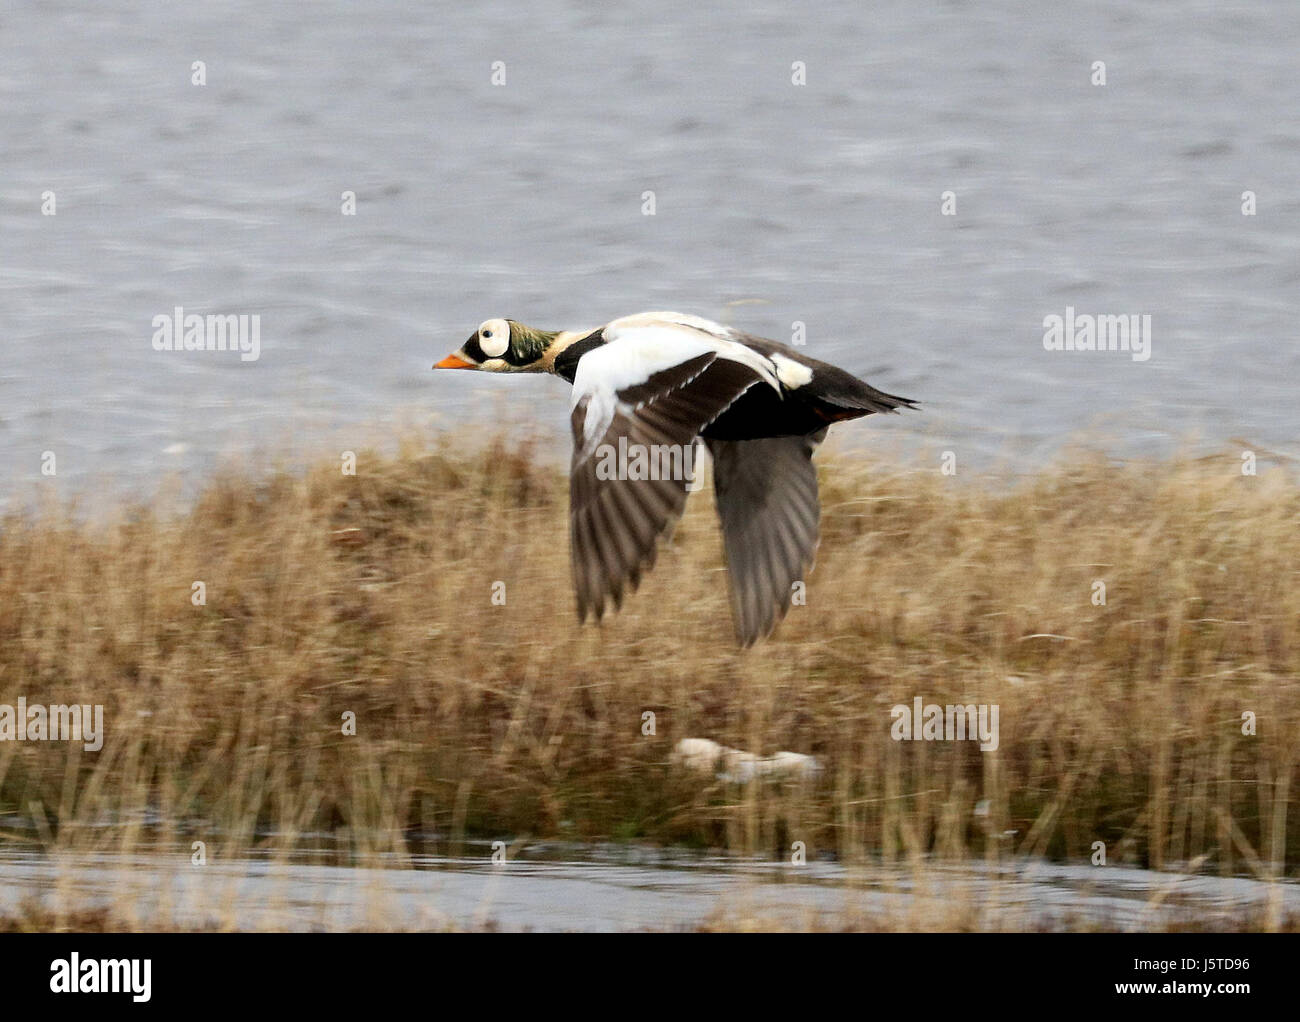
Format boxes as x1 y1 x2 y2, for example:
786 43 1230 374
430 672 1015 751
705 430 826 646
733 332 917 415
569 353 763 623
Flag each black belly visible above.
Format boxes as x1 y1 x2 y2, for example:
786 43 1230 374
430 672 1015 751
701 385 852 440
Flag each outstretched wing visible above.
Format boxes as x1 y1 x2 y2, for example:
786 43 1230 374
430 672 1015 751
705 430 825 646
569 326 775 624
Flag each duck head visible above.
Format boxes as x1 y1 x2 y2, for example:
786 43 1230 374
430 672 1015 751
434 318 558 373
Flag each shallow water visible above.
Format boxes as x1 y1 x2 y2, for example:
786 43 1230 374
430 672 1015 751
2 843 1295 931
2 1 1299 507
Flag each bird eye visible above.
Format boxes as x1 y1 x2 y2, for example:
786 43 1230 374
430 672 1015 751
477 319 509 358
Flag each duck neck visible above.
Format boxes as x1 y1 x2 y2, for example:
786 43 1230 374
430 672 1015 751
508 323 561 369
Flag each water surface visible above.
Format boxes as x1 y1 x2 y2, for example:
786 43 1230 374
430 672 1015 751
3 844 1295 931
3 0 1298 506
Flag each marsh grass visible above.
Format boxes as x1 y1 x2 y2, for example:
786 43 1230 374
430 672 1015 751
1 431 1297 917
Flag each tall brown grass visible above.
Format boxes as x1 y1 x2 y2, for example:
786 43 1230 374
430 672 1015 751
1 432 1297 893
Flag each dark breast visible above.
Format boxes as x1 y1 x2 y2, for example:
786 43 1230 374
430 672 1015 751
553 330 607 383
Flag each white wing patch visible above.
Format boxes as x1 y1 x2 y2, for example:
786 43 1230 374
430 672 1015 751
571 318 782 461
770 353 813 389
600 320 781 392
611 311 740 340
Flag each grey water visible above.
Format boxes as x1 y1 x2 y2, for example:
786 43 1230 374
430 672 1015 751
2 843 1295 931
2 0 1298 507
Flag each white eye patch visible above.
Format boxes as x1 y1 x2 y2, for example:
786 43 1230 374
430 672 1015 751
478 320 509 359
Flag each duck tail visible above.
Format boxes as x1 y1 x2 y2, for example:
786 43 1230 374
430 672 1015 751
817 367 918 419
846 379 917 415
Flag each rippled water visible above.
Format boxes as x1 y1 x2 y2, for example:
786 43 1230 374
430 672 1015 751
2 0 1298 505
3 843 1295 931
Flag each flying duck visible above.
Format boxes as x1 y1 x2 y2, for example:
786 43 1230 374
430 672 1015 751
434 311 915 646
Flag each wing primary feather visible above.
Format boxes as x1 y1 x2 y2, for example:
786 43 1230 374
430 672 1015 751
568 351 763 631
707 434 824 646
